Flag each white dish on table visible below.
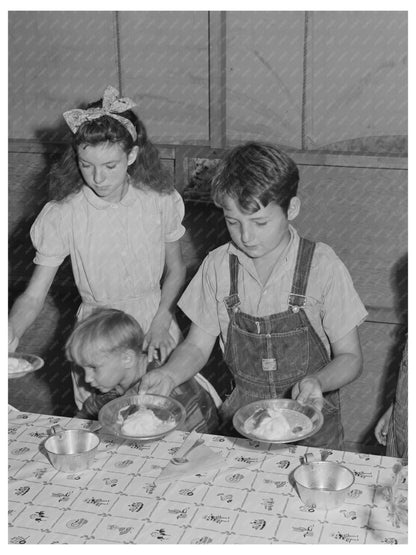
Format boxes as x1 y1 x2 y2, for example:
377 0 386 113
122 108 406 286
233 398 323 444
8 352 44 379
98 393 186 441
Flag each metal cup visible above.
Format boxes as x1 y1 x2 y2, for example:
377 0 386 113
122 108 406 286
44 425 100 473
293 457 355 510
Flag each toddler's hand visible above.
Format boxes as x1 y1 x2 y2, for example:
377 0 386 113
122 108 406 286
292 377 323 411
375 404 393 445
138 368 177 397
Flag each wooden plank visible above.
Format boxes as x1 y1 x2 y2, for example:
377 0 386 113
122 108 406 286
208 12 227 149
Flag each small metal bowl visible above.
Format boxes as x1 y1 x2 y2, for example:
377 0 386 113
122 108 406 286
293 460 355 510
98 394 186 441
8 352 44 379
233 398 323 444
44 425 100 473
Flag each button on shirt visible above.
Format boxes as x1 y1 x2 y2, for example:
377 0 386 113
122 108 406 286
178 226 368 356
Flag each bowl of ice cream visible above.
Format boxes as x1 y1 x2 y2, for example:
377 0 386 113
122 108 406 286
8 352 44 379
233 398 323 444
98 394 186 441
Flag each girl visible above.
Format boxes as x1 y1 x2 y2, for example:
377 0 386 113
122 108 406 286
8 85 187 410
66 307 218 433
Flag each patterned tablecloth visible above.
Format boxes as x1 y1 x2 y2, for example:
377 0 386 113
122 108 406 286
8 409 408 545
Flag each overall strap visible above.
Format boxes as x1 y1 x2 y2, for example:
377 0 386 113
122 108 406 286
229 254 239 296
288 237 316 311
223 254 241 312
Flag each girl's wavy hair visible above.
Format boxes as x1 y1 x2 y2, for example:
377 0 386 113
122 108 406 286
211 141 299 215
49 99 173 201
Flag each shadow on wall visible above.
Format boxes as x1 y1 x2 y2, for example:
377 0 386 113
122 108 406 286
9 121 80 416
359 253 408 451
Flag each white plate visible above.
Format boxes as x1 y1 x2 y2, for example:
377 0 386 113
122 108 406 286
8 352 45 379
98 394 186 441
233 398 323 444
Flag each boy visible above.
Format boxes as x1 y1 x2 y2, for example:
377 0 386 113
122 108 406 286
65 307 218 433
139 142 368 450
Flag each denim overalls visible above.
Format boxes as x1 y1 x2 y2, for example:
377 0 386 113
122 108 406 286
220 237 344 450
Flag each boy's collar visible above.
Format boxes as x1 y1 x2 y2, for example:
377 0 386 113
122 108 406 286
227 224 298 267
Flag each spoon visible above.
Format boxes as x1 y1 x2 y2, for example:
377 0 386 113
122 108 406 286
171 438 204 464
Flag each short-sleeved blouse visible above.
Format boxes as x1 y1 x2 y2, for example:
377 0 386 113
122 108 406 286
30 184 185 334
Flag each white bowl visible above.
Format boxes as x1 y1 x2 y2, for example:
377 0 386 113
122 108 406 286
8 352 44 379
98 394 186 441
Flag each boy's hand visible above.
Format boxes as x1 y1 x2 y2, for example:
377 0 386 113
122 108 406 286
291 377 323 411
375 404 393 445
138 368 177 397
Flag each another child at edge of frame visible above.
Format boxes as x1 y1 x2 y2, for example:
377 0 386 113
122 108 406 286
65 307 219 433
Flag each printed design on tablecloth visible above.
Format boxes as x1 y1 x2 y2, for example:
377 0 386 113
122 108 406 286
345 485 375 505
147 499 197 525
253 472 291 494
110 495 158 520
201 484 247 510
163 480 209 504
242 491 287 515
192 506 238 532
283 496 327 521
275 517 323 544
12 504 62 532
331 531 361 543
128 476 170 498
9 481 44 503
213 469 256 490
134 457 167 477
136 522 185 544
233 511 279 538
71 489 120 514
13 460 58 482
31 484 79 508
8 501 24 522
10 444 34 458
102 453 147 475
179 527 228 544
92 515 143 541
8 528 46 544
87 474 126 492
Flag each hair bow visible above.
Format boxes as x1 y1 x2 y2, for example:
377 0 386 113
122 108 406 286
63 85 137 140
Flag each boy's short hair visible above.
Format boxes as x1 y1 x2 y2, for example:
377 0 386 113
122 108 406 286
211 141 299 214
66 308 144 367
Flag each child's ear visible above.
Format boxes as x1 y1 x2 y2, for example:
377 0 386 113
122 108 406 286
287 196 301 221
127 146 139 166
121 349 136 367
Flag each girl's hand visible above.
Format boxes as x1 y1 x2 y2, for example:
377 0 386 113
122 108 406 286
291 377 324 411
138 368 177 396
375 404 393 445
143 319 176 364
8 322 19 352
